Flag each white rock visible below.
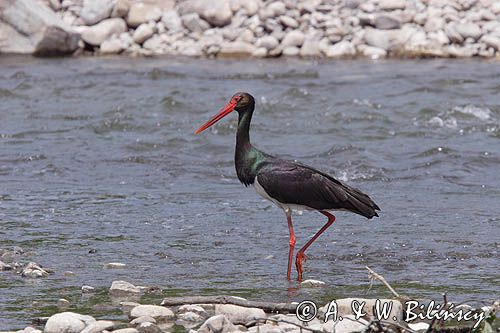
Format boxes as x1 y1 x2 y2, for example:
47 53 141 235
364 28 391 50
161 10 182 32
267 2 286 17
130 315 157 326
126 3 162 28
301 279 326 286
82 285 95 293
218 41 255 56
325 40 355 57
44 312 96 333
80 0 114 25
424 16 445 32
445 24 464 44
279 16 298 28
100 37 125 54
408 322 430 331
282 46 299 56
281 30 305 47
133 24 154 44
481 35 500 50
492 2 500 15
57 299 70 308
184 0 232 27
378 0 406 10
143 34 164 51
182 13 209 33
80 320 114 333
257 35 279 50
243 0 259 16
215 304 266 325
111 0 129 18
198 315 237 333
322 314 368 333
81 18 127 46
105 262 127 269
455 22 482 40
109 280 141 297
136 322 161 333
361 45 387 58
130 305 174 322
21 262 50 278
300 39 321 56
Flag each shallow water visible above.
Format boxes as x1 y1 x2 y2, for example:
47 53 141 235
0 56 499 329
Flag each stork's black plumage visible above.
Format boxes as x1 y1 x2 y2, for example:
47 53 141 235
195 92 380 281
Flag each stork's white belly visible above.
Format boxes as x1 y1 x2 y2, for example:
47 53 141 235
253 176 315 213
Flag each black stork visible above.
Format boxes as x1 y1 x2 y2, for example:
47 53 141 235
195 92 380 281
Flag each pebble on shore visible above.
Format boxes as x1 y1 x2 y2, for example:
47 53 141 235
1 0 500 59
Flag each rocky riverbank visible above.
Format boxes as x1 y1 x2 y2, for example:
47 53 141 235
1 0 500 58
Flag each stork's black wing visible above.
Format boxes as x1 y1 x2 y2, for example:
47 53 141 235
256 160 380 219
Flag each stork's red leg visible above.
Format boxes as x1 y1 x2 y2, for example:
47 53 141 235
295 211 336 281
286 210 296 280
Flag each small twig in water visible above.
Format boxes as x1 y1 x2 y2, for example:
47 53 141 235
365 266 400 298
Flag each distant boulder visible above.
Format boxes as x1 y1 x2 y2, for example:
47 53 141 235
0 0 80 56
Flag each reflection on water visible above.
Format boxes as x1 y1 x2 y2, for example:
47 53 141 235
0 56 499 329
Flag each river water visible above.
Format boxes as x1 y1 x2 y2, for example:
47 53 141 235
0 56 498 329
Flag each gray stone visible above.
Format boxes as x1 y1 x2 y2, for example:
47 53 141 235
455 22 482 40
256 35 279 50
279 16 298 28
0 0 80 55
136 322 161 333
130 316 157 326
80 320 114 333
130 305 174 322
214 304 266 325
481 35 500 51
80 0 114 25
44 312 96 333
324 40 355 57
161 10 182 32
374 14 401 30
109 280 141 297
364 28 391 50
111 0 129 18
133 24 154 44
378 0 406 10
198 315 237 333
182 13 209 33
280 30 305 47
126 3 162 28
142 34 164 51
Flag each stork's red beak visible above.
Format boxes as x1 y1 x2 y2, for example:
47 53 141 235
194 98 238 134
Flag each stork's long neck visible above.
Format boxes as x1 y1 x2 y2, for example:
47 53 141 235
235 107 263 186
